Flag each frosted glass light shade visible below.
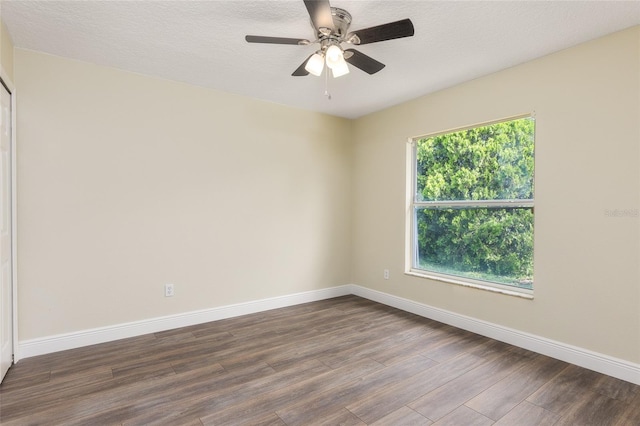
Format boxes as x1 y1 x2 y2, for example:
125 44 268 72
331 60 350 77
305 53 324 76
325 45 344 69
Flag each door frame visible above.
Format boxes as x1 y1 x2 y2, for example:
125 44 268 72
0 66 18 365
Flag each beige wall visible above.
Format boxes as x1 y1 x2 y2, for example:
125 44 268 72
15 49 352 340
352 27 640 363
1 19 14 81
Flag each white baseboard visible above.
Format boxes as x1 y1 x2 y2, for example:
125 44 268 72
17 283 640 386
17 285 351 360
349 284 640 386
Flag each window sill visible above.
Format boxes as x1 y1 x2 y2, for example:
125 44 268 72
405 269 534 300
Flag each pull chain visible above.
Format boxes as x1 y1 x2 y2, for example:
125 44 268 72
324 64 331 100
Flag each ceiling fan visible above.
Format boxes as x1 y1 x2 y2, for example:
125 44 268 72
245 0 415 78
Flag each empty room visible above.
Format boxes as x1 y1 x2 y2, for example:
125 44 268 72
0 1 639 424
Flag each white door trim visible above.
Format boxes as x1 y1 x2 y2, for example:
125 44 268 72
0 66 18 365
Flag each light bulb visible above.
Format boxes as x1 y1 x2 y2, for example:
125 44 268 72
305 53 324 76
331 60 349 78
325 45 344 69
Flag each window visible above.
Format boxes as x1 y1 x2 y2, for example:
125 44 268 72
408 116 535 295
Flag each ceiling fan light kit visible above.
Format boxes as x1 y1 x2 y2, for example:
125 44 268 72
245 0 415 79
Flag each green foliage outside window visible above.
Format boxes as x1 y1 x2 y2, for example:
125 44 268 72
414 118 534 289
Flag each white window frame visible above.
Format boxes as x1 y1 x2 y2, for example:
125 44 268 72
405 114 535 299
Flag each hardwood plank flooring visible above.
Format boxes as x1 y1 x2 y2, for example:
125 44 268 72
1 295 639 425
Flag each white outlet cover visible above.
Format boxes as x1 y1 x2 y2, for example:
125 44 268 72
165 283 174 297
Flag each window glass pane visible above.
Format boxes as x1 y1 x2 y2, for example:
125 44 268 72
416 118 534 202
415 207 533 289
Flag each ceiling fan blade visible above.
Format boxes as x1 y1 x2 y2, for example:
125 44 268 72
292 55 313 76
245 35 309 45
350 18 414 45
303 0 334 32
344 49 385 75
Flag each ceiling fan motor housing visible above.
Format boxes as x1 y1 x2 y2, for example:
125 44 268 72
316 7 356 56
326 7 352 39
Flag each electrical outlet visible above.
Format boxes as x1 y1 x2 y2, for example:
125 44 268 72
165 283 175 297
383 269 390 280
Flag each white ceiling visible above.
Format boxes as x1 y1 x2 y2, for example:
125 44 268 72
2 1 639 119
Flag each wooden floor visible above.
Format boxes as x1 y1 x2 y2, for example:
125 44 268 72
1 296 639 425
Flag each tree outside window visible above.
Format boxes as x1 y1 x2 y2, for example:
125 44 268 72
411 116 534 291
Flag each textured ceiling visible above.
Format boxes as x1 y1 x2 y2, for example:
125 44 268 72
2 1 640 118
